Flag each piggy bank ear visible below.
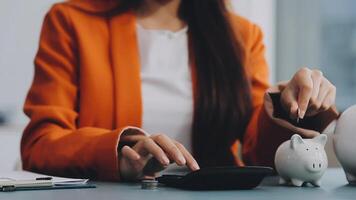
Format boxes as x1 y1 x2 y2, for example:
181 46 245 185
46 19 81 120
291 134 304 149
313 134 327 147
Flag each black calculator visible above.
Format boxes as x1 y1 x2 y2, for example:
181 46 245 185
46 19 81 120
157 166 274 190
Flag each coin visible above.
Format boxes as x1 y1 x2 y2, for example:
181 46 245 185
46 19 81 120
141 179 158 190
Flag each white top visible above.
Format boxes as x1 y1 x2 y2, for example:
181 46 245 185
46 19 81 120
137 24 193 152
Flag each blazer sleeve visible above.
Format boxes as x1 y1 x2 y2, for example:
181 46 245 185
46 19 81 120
21 4 143 181
240 24 339 167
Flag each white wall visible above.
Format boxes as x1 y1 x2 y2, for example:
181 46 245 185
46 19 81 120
0 126 22 171
0 0 60 171
0 0 60 125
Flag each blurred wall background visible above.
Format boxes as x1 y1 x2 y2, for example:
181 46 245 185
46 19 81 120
0 0 59 171
0 0 59 125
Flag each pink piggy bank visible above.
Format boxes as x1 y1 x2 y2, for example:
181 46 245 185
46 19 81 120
274 134 328 187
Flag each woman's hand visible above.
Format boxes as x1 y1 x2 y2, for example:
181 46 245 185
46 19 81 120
119 134 200 181
281 68 336 121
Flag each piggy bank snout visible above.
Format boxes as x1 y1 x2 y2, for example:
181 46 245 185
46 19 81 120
306 159 325 173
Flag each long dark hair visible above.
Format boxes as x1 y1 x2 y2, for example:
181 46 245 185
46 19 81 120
117 0 253 167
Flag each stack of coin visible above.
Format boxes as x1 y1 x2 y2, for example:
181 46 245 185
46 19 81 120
141 179 158 190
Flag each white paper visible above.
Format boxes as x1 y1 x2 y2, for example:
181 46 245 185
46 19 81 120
0 171 88 186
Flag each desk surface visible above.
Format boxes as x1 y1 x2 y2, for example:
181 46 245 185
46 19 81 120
1 169 355 200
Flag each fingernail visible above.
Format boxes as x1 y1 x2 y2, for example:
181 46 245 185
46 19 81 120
192 163 200 171
162 156 170 165
300 110 305 119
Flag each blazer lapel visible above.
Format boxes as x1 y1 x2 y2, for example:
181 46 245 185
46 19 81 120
109 12 142 128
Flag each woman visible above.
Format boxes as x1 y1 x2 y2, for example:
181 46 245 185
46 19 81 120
21 0 338 181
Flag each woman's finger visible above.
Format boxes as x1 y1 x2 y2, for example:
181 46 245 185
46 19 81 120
121 134 149 144
174 141 200 171
152 134 186 166
289 97 299 120
305 70 323 116
133 138 170 166
296 69 314 118
316 79 330 108
321 85 336 111
309 78 335 114
121 145 141 161
280 85 299 120
308 70 323 109
120 146 144 179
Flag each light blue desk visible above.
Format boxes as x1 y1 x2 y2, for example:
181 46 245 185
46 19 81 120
1 169 355 200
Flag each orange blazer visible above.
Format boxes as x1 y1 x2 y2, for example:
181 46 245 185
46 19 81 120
21 0 337 181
